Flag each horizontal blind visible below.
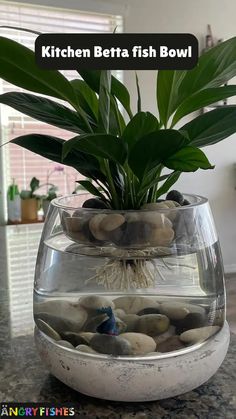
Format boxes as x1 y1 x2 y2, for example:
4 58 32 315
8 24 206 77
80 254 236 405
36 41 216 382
0 0 123 193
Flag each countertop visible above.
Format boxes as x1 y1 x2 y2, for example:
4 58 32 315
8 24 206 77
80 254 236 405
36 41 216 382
1 290 236 419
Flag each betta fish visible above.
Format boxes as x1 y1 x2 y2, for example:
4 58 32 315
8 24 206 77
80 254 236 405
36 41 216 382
96 306 118 335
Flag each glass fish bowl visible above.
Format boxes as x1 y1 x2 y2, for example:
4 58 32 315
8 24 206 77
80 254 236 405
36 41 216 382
34 194 230 401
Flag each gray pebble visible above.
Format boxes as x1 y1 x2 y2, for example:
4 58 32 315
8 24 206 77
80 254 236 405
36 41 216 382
137 314 170 336
75 344 98 354
36 318 61 341
90 334 132 355
57 340 74 349
157 336 185 353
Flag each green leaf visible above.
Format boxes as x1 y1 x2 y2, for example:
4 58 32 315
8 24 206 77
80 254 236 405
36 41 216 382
78 70 133 118
156 171 181 198
129 129 189 181
63 133 127 165
156 70 186 127
0 36 77 106
0 92 90 134
109 96 126 136
70 79 98 121
122 112 159 149
179 37 236 100
98 70 111 133
164 146 214 172
76 180 104 199
182 106 236 148
172 85 236 126
135 72 141 113
30 177 40 192
11 134 105 181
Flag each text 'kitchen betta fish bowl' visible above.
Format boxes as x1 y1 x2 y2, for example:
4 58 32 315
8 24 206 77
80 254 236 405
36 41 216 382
34 193 229 401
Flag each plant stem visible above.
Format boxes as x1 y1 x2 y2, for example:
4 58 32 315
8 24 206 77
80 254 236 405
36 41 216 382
103 159 119 208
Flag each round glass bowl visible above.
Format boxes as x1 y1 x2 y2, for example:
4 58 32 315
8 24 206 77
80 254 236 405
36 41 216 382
33 193 228 400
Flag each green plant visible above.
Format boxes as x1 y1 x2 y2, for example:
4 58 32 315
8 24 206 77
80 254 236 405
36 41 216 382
20 177 40 199
2 34 236 209
42 185 58 202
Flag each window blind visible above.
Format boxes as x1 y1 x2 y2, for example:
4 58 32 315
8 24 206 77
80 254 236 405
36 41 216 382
0 0 123 194
0 1 123 337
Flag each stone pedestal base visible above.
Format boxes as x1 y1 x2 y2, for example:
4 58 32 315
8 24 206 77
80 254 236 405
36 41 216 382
35 321 230 402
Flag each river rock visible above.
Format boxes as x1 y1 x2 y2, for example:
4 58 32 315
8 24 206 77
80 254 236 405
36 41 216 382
114 221 152 246
60 332 87 347
148 227 174 246
120 332 156 355
82 198 109 209
57 340 74 349
159 302 205 320
90 334 131 355
78 295 115 311
141 202 169 210
153 325 176 345
78 332 95 343
35 300 88 332
114 309 126 319
180 325 220 344
137 314 170 336
84 314 107 332
36 319 61 341
89 214 108 241
122 314 139 332
75 344 98 354
139 212 172 228
114 296 159 314
173 312 206 334
137 307 160 315
166 190 184 205
157 336 185 353
99 214 125 232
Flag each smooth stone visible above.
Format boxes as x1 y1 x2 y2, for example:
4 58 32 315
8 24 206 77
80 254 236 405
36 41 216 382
120 332 156 355
99 214 125 232
114 309 126 319
75 344 98 354
63 217 88 242
35 312 85 334
122 314 139 332
182 199 191 206
166 190 184 205
60 332 87 347
148 227 174 247
78 332 95 343
82 198 109 209
108 222 127 244
139 212 172 228
113 221 152 246
90 334 131 355
36 319 61 341
141 202 169 210
137 314 170 336
180 326 220 344
173 312 206 334
153 325 176 345
115 317 127 334
57 340 74 349
157 336 185 353
78 295 115 311
159 302 206 320
89 214 108 241
163 200 181 208
137 307 160 316
35 300 87 331
84 314 107 332
114 296 159 314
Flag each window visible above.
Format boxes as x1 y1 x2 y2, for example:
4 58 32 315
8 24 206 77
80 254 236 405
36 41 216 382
0 0 123 215
0 1 123 337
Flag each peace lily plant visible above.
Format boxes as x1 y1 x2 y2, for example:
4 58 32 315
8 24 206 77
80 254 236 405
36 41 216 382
1 32 236 289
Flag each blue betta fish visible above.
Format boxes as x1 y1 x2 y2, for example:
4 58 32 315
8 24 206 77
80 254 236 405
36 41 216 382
96 306 118 335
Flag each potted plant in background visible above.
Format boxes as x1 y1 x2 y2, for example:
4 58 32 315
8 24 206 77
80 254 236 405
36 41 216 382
41 185 58 218
20 176 40 222
1 32 236 400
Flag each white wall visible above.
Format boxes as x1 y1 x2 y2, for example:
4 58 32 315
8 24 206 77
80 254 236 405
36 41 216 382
123 0 236 272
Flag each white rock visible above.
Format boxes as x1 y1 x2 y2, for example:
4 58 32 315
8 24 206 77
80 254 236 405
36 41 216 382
35 300 87 331
159 302 205 320
180 326 220 344
36 319 61 341
89 214 108 240
57 340 74 349
78 295 114 311
99 214 125 232
114 296 159 314
120 332 156 355
139 212 172 228
76 344 98 354
114 309 126 319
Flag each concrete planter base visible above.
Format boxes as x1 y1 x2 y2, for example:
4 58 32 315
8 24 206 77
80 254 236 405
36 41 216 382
35 321 230 402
